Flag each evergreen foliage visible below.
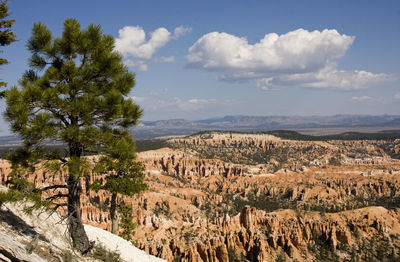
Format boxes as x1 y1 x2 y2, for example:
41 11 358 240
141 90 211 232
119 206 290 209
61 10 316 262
91 129 147 234
118 204 137 242
92 131 147 198
0 172 50 214
3 18 143 253
0 0 16 88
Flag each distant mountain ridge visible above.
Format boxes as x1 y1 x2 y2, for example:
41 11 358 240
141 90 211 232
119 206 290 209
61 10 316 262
1 115 399 142
133 114 400 139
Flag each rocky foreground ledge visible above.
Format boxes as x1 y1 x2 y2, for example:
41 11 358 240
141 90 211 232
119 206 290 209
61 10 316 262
0 185 165 262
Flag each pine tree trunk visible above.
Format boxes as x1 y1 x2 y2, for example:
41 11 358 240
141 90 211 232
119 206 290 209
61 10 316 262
110 193 119 234
67 174 92 254
67 143 92 254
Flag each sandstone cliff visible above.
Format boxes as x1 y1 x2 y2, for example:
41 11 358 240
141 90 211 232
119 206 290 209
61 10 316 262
1 133 400 261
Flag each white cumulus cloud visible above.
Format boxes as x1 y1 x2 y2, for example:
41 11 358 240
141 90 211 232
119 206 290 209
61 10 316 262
186 28 394 90
187 29 354 74
115 25 191 71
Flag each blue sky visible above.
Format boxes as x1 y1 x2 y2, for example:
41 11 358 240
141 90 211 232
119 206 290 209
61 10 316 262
0 0 399 134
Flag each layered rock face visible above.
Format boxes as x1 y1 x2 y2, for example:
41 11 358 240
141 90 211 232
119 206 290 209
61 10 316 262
129 161 400 261
140 148 244 179
1 133 400 261
170 133 283 152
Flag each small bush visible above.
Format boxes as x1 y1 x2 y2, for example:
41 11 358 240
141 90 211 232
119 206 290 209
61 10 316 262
90 244 122 262
61 250 75 262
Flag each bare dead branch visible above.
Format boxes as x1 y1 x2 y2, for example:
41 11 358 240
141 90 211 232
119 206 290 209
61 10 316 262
45 193 69 201
40 185 68 191
50 203 68 215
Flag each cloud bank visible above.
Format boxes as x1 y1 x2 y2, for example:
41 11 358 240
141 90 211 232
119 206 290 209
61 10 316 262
255 67 394 91
116 25 191 71
186 29 394 90
132 96 219 112
352 95 372 102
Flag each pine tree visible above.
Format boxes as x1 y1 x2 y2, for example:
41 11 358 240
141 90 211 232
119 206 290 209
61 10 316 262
92 130 147 234
0 0 16 88
3 18 142 253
